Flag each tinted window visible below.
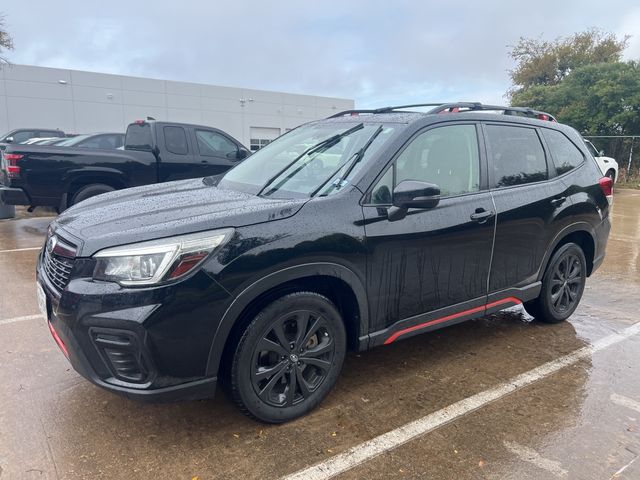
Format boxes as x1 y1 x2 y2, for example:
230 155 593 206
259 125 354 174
371 124 480 204
542 129 585 175
485 125 547 188
79 135 122 149
371 167 393 204
39 130 64 138
125 124 153 150
584 140 599 157
164 126 188 155
12 131 37 143
196 130 237 157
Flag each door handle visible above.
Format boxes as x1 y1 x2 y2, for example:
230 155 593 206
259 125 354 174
550 197 566 207
470 208 495 224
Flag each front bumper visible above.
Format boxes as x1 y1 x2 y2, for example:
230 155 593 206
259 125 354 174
37 250 232 402
0 186 30 205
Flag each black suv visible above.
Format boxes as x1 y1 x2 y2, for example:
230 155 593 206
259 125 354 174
38 102 612 423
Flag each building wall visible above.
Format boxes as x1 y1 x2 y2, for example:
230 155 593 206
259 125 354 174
0 64 354 147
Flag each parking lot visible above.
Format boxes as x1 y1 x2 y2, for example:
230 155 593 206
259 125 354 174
0 190 638 479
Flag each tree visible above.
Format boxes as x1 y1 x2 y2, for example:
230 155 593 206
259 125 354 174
508 29 628 94
512 62 640 136
0 14 13 64
507 30 640 177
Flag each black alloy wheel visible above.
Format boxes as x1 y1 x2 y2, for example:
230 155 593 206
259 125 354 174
549 251 583 313
524 242 587 323
231 292 346 423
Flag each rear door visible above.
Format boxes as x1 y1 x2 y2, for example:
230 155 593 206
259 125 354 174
363 122 496 339
484 122 570 298
157 125 197 182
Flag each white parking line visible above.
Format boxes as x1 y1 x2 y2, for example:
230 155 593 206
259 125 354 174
610 393 640 414
503 441 568 478
611 455 639 479
281 321 640 480
0 246 41 254
0 314 42 326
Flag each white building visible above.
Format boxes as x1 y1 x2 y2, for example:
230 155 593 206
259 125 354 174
0 64 354 149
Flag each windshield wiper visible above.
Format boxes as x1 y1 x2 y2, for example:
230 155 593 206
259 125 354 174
257 123 364 197
311 124 384 197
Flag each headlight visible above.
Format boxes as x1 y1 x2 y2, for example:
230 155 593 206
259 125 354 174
93 229 233 286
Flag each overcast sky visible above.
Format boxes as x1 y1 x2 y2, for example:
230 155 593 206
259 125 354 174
3 1 640 107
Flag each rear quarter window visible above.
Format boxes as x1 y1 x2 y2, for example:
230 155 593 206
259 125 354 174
542 129 585 175
485 124 548 188
125 124 153 150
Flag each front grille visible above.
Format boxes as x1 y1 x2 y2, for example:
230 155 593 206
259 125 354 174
43 250 74 292
42 233 77 293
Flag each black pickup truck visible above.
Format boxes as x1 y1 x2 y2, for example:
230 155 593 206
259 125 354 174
0 120 249 211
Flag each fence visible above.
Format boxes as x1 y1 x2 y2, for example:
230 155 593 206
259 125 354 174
583 135 639 182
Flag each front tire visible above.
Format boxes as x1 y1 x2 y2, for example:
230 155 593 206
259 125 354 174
230 292 346 423
524 243 587 323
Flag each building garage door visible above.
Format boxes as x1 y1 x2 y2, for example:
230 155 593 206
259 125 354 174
250 127 281 151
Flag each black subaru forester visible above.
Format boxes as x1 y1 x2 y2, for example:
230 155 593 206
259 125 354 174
38 102 611 423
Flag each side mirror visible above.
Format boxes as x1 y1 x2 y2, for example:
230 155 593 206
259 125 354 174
236 147 250 160
388 180 440 222
5 136 14 144
599 150 605 156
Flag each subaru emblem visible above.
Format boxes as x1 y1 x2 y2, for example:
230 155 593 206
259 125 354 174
46 235 57 254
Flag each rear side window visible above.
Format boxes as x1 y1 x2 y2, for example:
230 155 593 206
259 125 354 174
12 131 37 143
80 135 122 149
485 125 547 188
164 126 188 155
40 130 64 138
125 124 153 150
542 129 584 175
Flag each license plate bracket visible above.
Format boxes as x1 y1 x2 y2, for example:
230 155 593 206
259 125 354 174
36 282 48 322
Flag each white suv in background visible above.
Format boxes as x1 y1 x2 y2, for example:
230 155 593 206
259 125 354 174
585 139 618 182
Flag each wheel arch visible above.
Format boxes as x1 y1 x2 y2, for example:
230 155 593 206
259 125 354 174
206 263 369 378
538 223 596 281
61 168 128 209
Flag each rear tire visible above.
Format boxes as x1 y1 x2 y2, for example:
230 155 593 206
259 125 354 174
524 243 586 323
605 169 616 182
230 292 346 423
70 183 115 206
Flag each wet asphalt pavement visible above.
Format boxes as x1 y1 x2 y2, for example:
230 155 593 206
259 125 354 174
1 190 640 480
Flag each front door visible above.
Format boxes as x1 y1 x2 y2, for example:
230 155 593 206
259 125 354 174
362 123 495 340
192 128 242 177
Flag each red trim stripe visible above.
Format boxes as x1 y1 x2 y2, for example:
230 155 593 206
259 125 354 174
383 296 522 345
48 321 69 358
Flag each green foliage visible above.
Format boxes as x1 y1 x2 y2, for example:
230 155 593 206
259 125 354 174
508 29 640 176
509 29 628 91
0 14 13 63
511 61 640 136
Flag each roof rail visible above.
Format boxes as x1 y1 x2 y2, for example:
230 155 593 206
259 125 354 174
328 102 557 122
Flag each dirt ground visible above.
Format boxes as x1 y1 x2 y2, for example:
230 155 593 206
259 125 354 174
1 190 639 480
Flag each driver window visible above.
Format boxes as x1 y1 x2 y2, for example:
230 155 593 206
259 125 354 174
371 124 480 204
196 129 237 157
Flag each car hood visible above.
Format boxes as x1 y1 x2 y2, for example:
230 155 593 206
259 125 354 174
53 178 307 256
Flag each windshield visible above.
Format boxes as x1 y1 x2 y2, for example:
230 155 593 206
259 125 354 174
56 135 90 147
219 122 397 198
